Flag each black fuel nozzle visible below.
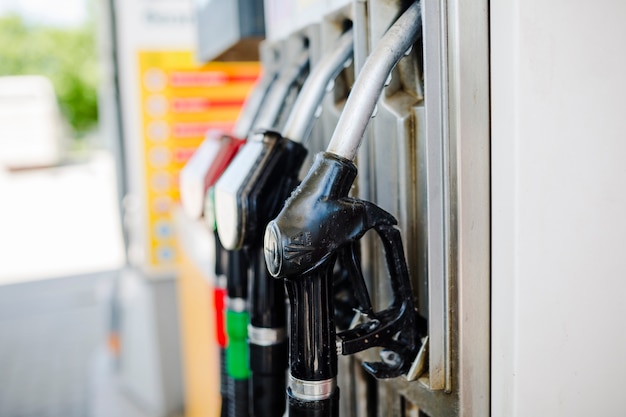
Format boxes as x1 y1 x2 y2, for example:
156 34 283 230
265 152 423 380
215 130 309 251
214 28 354 417
214 127 313 417
263 3 423 416
215 27 354 251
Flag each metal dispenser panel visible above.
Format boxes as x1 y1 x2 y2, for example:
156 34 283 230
354 1 489 416
190 0 490 415
353 2 489 416
263 1 490 416
195 0 265 62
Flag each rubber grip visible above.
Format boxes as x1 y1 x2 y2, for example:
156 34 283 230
226 310 250 379
285 263 337 381
226 339 250 380
220 349 230 417
214 287 227 348
228 377 250 417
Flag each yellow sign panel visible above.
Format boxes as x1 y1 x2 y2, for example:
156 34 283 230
138 51 260 268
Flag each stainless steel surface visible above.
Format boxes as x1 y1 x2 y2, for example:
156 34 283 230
356 0 489 413
366 0 425 322
422 0 451 392
248 0 490 414
253 48 309 131
283 29 353 143
447 0 490 414
247 324 287 345
195 0 265 62
289 375 337 401
326 2 421 160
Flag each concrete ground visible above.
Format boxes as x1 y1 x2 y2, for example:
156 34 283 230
0 272 109 417
0 271 156 417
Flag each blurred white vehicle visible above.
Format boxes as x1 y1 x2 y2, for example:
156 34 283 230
0 75 69 169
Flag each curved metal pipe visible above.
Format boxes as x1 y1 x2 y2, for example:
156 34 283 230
253 48 310 131
326 2 422 160
283 29 354 143
232 68 279 139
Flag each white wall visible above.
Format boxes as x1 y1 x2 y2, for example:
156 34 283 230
492 1 626 415
0 152 124 283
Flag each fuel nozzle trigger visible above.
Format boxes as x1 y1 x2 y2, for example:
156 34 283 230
336 221 421 378
265 152 423 380
338 243 375 319
326 196 421 379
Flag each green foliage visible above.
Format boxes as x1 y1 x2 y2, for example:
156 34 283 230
0 14 98 136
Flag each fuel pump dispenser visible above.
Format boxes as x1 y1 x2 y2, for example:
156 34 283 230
263 3 423 416
179 45 285 417
218 48 311 417
214 29 353 417
179 45 309 417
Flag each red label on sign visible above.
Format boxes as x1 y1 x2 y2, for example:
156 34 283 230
171 97 245 113
172 121 234 138
170 71 228 87
169 71 258 87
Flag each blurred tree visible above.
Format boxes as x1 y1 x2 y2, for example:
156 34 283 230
0 14 98 136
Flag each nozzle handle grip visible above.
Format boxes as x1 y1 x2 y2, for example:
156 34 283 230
265 152 423 380
227 377 249 417
285 260 337 382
